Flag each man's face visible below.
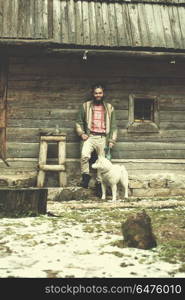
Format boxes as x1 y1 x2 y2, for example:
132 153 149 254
93 88 104 101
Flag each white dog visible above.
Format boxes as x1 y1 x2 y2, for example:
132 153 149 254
92 156 128 201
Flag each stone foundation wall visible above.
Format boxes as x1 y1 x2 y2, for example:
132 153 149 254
1 170 185 198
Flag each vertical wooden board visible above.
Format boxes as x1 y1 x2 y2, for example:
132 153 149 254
160 4 174 48
101 2 110 47
95 2 104 46
24 0 31 38
29 0 35 37
115 3 130 46
144 4 161 47
48 0 53 39
0 0 3 36
82 1 90 45
137 4 150 47
75 0 83 45
151 3 166 47
68 0 76 44
6 0 13 37
127 4 142 47
108 3 118 46
41 0 49 39
53 0 61 42
88 1 97 45
177 6 185 48
18 0 27 37
2 0 9 37
34 0 43 38
60 0 69 43
168 5 183 49
11 0 19 38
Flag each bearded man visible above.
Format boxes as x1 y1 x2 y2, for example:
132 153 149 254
75 83 117 196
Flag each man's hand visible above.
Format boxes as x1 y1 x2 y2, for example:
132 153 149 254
81 134 89 141
109 142 114 148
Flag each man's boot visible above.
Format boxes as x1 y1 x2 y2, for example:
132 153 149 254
95 182 102 198
81 173 91 189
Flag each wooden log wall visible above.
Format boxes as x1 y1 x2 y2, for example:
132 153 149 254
1 54 185 178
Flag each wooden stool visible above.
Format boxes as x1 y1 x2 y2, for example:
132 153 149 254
37 135 67 187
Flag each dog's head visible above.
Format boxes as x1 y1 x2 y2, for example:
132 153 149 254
92 156 112 172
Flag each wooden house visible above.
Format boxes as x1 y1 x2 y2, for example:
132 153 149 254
1 0 185 196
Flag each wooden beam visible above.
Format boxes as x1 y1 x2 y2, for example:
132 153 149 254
39 164 65 171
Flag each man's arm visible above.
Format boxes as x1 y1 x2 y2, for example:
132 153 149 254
75 104 86 137
108 107 117 147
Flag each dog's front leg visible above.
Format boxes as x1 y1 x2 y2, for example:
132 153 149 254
101 182 106 200
111 184 117 201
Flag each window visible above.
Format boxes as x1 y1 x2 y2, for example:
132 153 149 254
134 98 154 122
128 94 159 132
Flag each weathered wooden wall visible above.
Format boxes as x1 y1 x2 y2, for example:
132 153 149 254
52 0 185 48
1 0 185 50
0 54 184 184
0 0 49 39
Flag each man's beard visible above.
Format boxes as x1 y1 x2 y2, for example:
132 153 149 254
93 97 104 105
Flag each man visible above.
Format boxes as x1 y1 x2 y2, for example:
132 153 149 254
75 84 117 196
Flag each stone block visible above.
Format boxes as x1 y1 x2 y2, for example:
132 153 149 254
55 187 94 201
149 178 167 188
132 188 171 197
170 189 185 196
129 178 148 189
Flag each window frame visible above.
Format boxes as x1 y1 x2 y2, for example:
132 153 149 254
128 94 160 133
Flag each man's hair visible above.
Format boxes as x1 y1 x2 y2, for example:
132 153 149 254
91 83 105 92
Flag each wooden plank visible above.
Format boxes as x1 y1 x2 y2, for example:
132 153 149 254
160 121 185 130
48 0 53 39
34 0 42 38
0 0 3 36
151 3 166 47
6 127 185 144
39 164 65 171
68 0 76 44
82 1 90 45
160 4 175 48
95 2 104 46
177 6 185 48
75 0 83 45
127 3 142 47
2 0 9 37
108 3 118 46
88 1 97 45
115 3 130 46
60 0 69 43
13 0 19 37
144 3 162 47
37 139 48 187
58 141 66 165
137 4 150 47
17 0 26 38
160 111 185 121
7 141 185 160
41 135 66 141
8 108 79 120
101 2 111 46
168 5 183 49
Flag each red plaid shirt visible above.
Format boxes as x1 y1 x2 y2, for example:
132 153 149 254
91 104 106 133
